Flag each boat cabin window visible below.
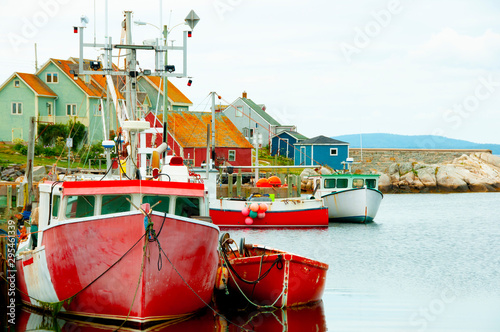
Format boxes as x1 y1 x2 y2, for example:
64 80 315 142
175 197 200 217
352 178 364 188
51 195 61 219
142 195 170 214
337 179 349 188
65 195 95 219
324 179 336 189
366 179 377 189
101 195 131 215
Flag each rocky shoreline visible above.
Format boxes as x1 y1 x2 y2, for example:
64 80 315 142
379 153 500 193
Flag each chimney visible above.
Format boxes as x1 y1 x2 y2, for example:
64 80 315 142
242 91 247 99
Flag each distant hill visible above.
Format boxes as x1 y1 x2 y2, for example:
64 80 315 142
332 133 500 155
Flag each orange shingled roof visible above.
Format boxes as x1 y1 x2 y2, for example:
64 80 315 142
144 76 192 104
50 59 104 97
166 111 253 148
16 73 57 97
91 73 125 100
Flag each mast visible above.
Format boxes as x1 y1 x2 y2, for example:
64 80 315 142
211 91 216 164
77 8 199 178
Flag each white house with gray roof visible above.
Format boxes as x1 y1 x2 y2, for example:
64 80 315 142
223 91 295 149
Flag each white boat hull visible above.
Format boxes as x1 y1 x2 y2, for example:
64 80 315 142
322 188 383 223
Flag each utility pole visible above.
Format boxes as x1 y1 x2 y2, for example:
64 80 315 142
162 25 169 162
211 92 216 165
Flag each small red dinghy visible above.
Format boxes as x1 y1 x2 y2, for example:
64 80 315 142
219 235 328 307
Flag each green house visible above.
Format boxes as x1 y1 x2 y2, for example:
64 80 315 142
0 57 193 144
0 72 57 141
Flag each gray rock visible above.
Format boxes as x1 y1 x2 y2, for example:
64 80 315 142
378 174 392 192
398 162 414 175
436 166 469 192
416 166 437 189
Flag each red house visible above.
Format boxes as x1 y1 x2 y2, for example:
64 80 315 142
144 110 253 168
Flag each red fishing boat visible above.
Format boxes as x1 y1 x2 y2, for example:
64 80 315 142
16 177 219 325
219 235 328 307
209 196 329 227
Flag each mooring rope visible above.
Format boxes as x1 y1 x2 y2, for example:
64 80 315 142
219 249 286 310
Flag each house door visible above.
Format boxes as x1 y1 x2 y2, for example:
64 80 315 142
279 138 289 157
12 128 23 141
300 146 306 165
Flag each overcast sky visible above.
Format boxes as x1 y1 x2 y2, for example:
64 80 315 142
1 0 499 144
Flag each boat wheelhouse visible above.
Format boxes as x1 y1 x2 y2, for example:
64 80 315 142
310 173 383 223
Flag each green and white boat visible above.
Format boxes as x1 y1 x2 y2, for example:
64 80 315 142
309 173 383 223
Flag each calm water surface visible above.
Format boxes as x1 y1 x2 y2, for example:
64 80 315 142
15 193 500 331
229 193 500 331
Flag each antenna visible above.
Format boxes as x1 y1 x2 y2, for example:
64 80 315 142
94 0 96 45
34 43 38 71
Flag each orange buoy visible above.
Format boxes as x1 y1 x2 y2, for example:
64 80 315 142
268 176 282 187
256 178 272 187
249 202 259 212
258 203 268 213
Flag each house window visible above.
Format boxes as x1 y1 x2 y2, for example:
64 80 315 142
47 103 53 116
249 128 254 138
228 150 236 162
66 104 77 116
46 73 58 83
14 80 20 87
235 106 243 117
93 104 102 116
330 148 338 156
11 102 22 115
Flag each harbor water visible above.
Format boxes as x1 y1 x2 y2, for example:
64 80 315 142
229 192 500 331
11 193 500 331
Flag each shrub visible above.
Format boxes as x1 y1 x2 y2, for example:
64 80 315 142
37 120 87 150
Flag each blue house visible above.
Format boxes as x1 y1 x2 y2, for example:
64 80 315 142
294 135 349 170
270 130 308 159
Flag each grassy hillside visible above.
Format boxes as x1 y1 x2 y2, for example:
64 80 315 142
332 133 500 155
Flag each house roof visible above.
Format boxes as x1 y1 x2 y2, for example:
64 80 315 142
241 98 282 127
11 73 57 97
140 76 192 105
296 135 349 145
146 111 253 149
44 59 105 98
272 130 309 141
